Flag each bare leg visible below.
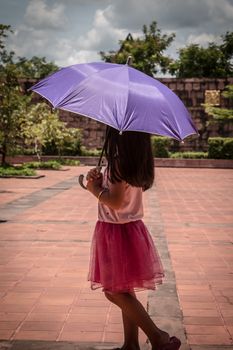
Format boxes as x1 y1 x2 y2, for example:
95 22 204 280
121 291 139 349
121 311 140 350
105 292 169 350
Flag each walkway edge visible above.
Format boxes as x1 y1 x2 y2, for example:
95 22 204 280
4 156 233 169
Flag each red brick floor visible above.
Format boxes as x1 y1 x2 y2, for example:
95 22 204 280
155 168 233 347
0 167 147 346
0 166 233 348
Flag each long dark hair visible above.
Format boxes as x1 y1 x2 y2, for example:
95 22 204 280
103 126 154 191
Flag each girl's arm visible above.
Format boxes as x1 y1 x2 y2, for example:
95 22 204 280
86 168 125 210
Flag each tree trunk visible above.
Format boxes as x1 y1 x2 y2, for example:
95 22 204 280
1 143 7 166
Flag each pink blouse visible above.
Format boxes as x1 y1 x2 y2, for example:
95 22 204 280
98 170 144 224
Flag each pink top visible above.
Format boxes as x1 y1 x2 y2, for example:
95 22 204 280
98 170 144 224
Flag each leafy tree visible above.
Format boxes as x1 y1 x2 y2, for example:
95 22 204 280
15 56 58 79
100 21 175 76
0 24 29 165
0 81 30 165
0 24 14 66
22 103 82 161
170 32 233 77
0 24 59 165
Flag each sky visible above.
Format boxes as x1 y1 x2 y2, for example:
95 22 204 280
0 0 233 72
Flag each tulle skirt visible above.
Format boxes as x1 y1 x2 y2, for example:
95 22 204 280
88 220 164 292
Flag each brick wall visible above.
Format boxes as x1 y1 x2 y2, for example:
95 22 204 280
23 77 233 152
158 77 233 151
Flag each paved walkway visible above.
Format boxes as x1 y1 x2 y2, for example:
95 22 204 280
0 166 232 350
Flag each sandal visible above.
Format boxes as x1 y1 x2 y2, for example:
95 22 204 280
159 336 181 350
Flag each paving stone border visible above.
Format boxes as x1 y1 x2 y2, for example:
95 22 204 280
146 186 189 350
0 176 78 221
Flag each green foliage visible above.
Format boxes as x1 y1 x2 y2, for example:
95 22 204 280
23 160 62 170
222 84 233 99
100 21 175 76
151 136 171 158
22 103 82 160
0 24 14 67
170 31 233 77
170 152 208 159
205 105 233 122
0 25 31 164
42 127 82 157
0 24 59 165
208 137 233 159
80 146 102 157
15 56 58 79
203 85 233 125
57 158 80 166
0 164 36 177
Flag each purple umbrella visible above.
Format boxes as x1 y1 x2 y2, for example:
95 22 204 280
30 61 197 139
30 60 198 187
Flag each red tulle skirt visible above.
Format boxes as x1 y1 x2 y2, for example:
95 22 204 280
88 220 164 292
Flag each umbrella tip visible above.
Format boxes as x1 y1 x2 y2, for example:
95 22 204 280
126 56 132 65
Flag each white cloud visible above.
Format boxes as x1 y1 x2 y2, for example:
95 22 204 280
9 25 51 58
24 0 66 30
3 0 233 68
77 7 128 51
54 38 100 66
187 33 222 47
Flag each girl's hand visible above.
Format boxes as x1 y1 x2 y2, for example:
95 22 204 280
86 167 103 194
86 167 102 182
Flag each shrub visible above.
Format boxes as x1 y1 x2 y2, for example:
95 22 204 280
23 161 62 170
0 165 36 177
57 158 80 166
222 139 233 160
208 137 233 159
151 136 171 158
42 129 82 156
80 146 102 157
170 152 208 159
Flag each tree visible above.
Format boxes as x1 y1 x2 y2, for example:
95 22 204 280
170 32 233 78
0 80 30 165
100 21 175 76
0 24 59 165
23 103 82 160
15 56 58 79
0 24 29 165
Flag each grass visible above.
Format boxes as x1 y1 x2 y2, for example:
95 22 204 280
0 158 81 177
0 164 36 177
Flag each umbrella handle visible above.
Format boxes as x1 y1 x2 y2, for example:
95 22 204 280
78 166 103 190
78 174 87 190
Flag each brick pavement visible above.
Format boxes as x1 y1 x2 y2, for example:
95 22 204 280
0 166 232 350
155 168 233 349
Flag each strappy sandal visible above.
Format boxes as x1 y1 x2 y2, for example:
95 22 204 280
159 336 181 350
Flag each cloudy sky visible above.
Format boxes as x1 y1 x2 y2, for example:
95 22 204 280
0 0 233 71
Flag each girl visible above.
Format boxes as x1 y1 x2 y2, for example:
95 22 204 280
86 126 181 350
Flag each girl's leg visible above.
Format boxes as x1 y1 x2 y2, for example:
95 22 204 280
105 291 169 350
121 311 140 350
121 291 139 349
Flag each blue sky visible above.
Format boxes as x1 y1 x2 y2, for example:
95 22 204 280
0 0 232 71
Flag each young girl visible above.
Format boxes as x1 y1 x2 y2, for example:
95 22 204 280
86 126 181 350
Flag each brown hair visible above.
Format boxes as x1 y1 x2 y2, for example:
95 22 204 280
104 126 154 191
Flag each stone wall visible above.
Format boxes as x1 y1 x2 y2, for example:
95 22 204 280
23 77 233 152
158 77 233 151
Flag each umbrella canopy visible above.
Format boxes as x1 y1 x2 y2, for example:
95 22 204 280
30 61 198 141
